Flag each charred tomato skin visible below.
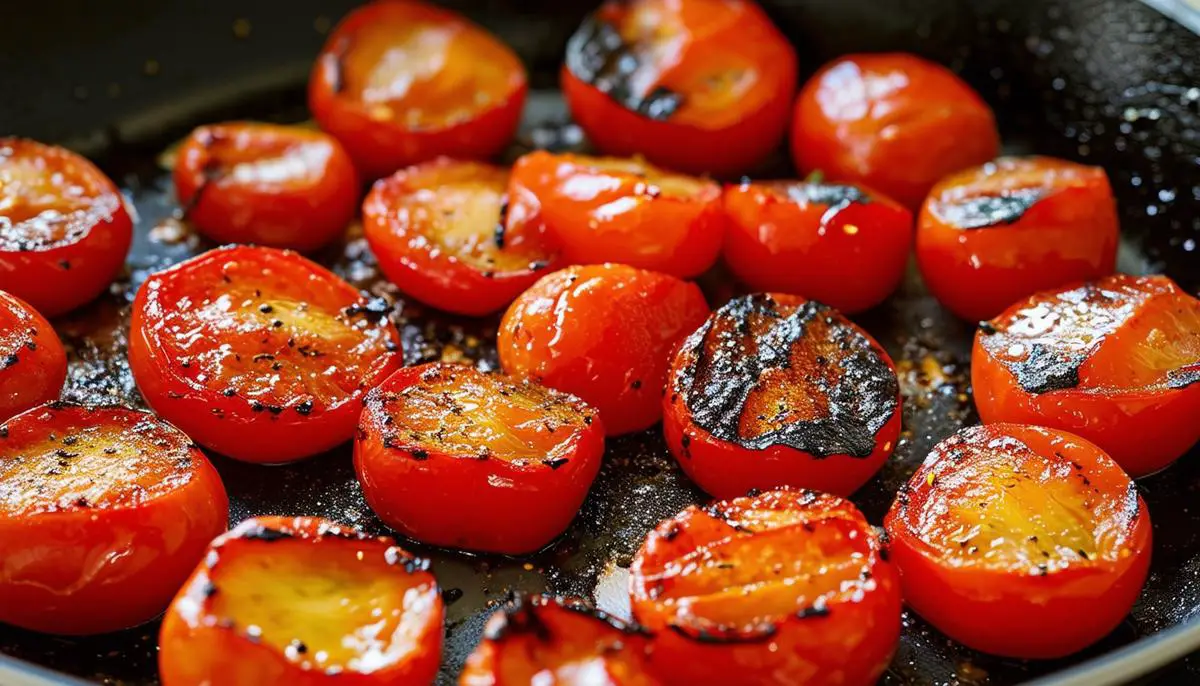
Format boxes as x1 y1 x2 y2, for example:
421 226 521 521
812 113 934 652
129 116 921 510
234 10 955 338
722 181 914 313
917 156 1119 322
883 424 1152 659
560 0 798 176
499 264 710 436
0 402 229 635
308 0 527 179
0 138 133 317
791 53 999 209
173 122 360 252
0 290 67 421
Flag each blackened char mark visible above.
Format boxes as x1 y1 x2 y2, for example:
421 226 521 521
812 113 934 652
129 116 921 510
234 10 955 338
787 182 872 228
1010 343 1083 394
1167 362 1200 389
564 14 684 121
935 187 1046 230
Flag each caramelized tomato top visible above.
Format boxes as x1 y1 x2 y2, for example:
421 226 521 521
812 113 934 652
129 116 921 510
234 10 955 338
175 123 347 199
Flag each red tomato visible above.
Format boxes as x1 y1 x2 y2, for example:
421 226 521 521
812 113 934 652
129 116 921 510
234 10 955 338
159 516 443 686
173 122 360 252
0 138 133 316
664 293 900 498
917 156 1119 321
0 402 228 635
309 0 527 179
508 152 725 278
722 181 913 313
461 595 661 686
129 245 403 464
499 264 709 436
362 158 560 316
972 274 1200 477
631 488 900 686
0 290 66 421
791 54 999 209
561 0 797 176
884 423 1152 658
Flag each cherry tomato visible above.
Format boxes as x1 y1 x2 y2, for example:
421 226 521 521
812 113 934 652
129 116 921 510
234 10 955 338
722 181 913 313
631 488 900 686
159 516 443 686
0 290 66 421
362 158 560 316
916 156 1119 322
884 423 1152 658
664 293 900 498
309 0 527 179
0 138 133 316
508 152 725 278
129 245 403 464
791 53 999 209
461 594 661 686
173 122 360 252
499 264 709 436
561 0 797 176
972 274 1200 477
0 401 228 635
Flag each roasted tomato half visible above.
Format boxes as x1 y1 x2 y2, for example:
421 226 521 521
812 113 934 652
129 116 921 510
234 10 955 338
129 245 403 464
309 0 527 179
508 152 725 278
173 122 360 252
791 53 999 209
561 0 797 176
722 181 913 313
664 293 900 498
884 424 1152 658
631 488 900 686
499 264 709 436
973 274 1200 477
0 290 66 421
0 138 133 316
461 594 660 686
362 158 559 316
0 402 228 635
159 516 443 686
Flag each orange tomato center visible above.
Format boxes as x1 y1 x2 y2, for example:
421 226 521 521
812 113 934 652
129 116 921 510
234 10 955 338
0 144 119 250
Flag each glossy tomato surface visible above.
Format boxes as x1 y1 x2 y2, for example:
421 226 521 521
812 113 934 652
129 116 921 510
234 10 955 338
0 138 133 316
791 53 999 209
173 122 360 252
0 402 228 635
508 152 725 278
722 181 913 313
631 488 900 686
561 0 797 176
129 245 403 464
884 423 1152 658
973 274 1200 477
917 156 1119 321
0 290 66 421
461 595 660 686
664 293 900 498
499 264 709 436
362 158 560 316
159 516 443 686
309 0 527 179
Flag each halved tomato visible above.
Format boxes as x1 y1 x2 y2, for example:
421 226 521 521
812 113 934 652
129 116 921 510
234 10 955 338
309 0 527 179
631 488 900 686
722 181 913 313
884 423 1152 658
173 122 360 252
0 402 228 635
0 290 66 421
128 245 403 464
664 293 901 498
508 152 725 278
561 0 797 176
499 264 709 436
159 516 443 686
973 274 1200 477
0 138 133 316
362 158 560 316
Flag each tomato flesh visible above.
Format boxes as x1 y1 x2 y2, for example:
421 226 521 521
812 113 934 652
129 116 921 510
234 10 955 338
0 290 66 421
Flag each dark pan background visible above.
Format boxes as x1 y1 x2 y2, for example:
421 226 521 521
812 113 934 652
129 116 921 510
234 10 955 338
2 1 1200 684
